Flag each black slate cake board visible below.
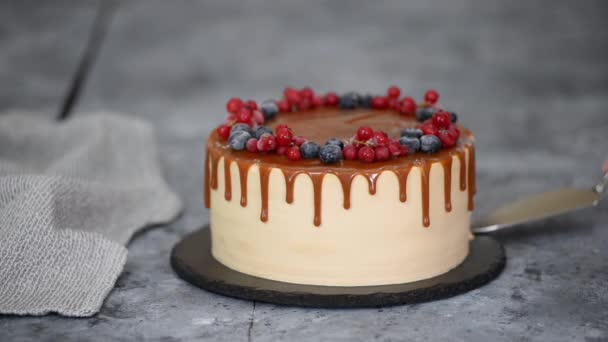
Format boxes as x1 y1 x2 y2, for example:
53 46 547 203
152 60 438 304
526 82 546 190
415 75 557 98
171 226 505 308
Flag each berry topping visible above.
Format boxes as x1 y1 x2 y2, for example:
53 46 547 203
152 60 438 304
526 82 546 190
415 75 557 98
326 137 345 149
297 98 312 111
359 94 373 108
245 100 257 110
275 124 289 132
276 127 294 146
416 107 436 122
419 121 439 136
325 92 339 106
252 110 265 125
388 98 399 111
449 111 458 123
399 145 410 157
228 130 252 151
357 126 374 141
432 111 451 129
217 124 231 140
438 129 458 148
342 144 358 160
246 138 258 152
300 87 314 100
231 123 252 135
339 92 360 110
399 97 416 115
293 135 307 147
420 134 442 153
226 98 244 114
276 145 288 155
236 108 252 123
319 144 343 164
375 146 390 161
255 126 273 139
399 136 420 153
358 146 375 163
388 140 402 157
284 87 301 105
387 85 401 99
285 146 302 161
260 100 278 120
300 141 321 159
277 99 290 112
372 131 389 147
257 133 278 152
400 127 423 139
424 89 439 104
312 95 324 107
371 96 389 109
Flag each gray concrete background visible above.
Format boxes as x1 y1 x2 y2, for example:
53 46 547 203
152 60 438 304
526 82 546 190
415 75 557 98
1 0 607 341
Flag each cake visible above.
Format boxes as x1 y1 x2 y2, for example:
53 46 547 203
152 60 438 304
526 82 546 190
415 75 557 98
205 87 475 286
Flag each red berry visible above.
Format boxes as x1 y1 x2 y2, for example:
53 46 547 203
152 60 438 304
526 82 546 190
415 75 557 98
343 144 358 160
252 110 265 125
257 134 277 152
236 108 252 123
275 124 289 132
285 146 302 161
448 124 460 138
388 141 401 157
371 96 389 109
217 124 231 140
438 129 457 148
358 146 375 163
372 131 389 147
297 98 312 111
424 89 439 104
246 138 258 152
312 95 324 107
293 136 307 147
388 98 399 110
420 121 439 136
432 111 451 129
352 135 366 149
276 145 288 155
357 126 374 141
226 98 244 114
375 146 390 161
387 85 401 99
276 128 293 146
399 97 416 115
325 92 339 106
245 100 257 110
277 99 290 112
284 87 301 105
399 145 410 156
300 87 314 100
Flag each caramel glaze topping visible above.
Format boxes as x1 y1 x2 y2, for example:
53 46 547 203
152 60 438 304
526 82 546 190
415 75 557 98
204 108 475 228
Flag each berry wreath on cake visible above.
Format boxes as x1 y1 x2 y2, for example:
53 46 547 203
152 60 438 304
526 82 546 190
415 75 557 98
205 86 475 286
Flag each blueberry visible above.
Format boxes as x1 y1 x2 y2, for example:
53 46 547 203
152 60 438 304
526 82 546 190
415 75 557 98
399 136 420 154
255 126 273 139
325 137 344 149
300 141 321 159
358 94 373 108
260 100 278 120
231 123 252 135
416 107 436 122
420 134 442 153
400 127 423 139
228 130 252 151
449 111 458 123
319 144 343 164
339 92 360 110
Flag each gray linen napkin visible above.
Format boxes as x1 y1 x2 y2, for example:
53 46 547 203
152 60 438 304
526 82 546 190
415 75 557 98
0 112 182 317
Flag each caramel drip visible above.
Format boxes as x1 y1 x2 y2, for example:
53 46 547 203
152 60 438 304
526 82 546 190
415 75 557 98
237 162 250 207
336 174 356 209
420 161 431 227
394 166 413 203
310 173 325 227
467 145 476 211
259 167 272 222
210 153 220 190
441 157 453 212
455 150 467 191
204 152 210 208
366 172 380 195
223 157 232 201
283 170 302 204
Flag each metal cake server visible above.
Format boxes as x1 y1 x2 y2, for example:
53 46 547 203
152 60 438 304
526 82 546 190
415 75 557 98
472 162 608 234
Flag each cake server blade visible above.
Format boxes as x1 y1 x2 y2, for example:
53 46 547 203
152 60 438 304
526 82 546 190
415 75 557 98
472 163 607 234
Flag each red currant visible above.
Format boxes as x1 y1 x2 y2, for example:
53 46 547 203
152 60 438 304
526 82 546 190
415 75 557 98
357 126 374 141
325 92 339 106
276 145 288 155
432 111 451 129
277 99 290 112
275 124 289 132
420 121 439 136
252 110 265 125
217 124 231 140
371 96 389 109
388 98 399 110
300 87 314 100
399 145 409 156
372 131 389 147
342 144 358 160
284 87 301 105
358 146 375 163
438 129 457 148
312 95 324 107
388 140 401 157
375 146 390 161
257 134 277 152
276 128 293 146
285 146 302 161
236 108 252 123
424 89 439 104
226 98 244 114
399 97 416 115
297 98 312 111
387 85 401 99
245 100 257 110
246 138 258 152
293 136 307 147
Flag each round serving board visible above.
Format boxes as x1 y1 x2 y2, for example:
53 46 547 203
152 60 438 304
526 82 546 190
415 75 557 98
171 226 505 308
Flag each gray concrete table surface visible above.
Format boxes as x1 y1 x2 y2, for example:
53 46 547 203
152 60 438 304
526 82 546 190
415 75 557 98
1 0 608 341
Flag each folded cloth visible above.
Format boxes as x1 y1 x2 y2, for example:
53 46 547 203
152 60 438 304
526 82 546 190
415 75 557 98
0 112 182 317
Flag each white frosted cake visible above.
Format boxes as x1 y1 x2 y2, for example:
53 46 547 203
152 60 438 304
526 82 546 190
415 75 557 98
205 87 475 286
